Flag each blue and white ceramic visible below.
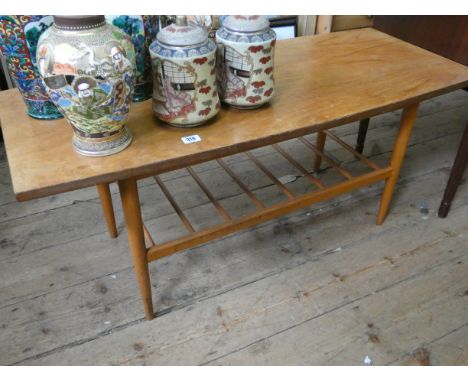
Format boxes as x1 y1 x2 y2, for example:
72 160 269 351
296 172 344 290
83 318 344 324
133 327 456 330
216 15 276 108
149 16 219 127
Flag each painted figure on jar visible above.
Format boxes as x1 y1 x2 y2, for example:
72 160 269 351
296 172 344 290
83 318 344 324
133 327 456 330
110 44 131 74
217 45 251 100
69 77 110 119
223 64 246 98
161 77 194 115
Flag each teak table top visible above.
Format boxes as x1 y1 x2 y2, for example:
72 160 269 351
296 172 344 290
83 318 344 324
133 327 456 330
2 28 468 201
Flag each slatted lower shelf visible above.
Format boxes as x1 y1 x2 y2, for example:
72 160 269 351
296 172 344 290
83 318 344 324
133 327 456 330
142 131 392 263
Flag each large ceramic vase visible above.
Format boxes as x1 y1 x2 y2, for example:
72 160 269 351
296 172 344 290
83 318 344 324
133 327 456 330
37 15 136 156
149 16 220 127
0 15 62 119
106 15 158 102
216 15 276 109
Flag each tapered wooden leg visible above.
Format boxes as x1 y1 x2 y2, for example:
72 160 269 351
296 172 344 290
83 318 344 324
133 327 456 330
376 104 419 225
356 118 370 154
118 178 154 320
96 183 118 238
313 131 327 172
438 121 468 218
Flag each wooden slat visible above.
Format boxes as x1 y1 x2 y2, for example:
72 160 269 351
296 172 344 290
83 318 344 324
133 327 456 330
147 167 393 262
216 159 266 210
245 151 295 200
186 167 232 222
154 175 195 233
324 131 381 170
272 143 326 189
298 137 354 179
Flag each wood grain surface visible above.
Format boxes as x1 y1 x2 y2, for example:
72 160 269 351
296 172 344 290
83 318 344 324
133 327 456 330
1 28 468 201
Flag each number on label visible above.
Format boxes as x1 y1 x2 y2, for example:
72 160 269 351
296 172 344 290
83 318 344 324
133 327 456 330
181 135 202 144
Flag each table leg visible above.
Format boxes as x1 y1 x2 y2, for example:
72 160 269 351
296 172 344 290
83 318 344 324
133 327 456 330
356 118 370 154
438 121 468 218
96 183 118 238
118 178 154 320
313 131 327 172
376 104 419 225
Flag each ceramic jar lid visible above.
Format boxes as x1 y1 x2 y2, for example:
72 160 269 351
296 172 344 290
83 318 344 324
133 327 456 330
222 15 270 33
216 15 276 43
150 16 216 58
157 15 208 47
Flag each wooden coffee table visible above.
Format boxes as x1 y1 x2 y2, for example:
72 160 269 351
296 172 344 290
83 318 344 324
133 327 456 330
2 28 468 320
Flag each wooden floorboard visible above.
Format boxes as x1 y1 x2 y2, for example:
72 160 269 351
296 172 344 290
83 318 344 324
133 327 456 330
0 90 467 365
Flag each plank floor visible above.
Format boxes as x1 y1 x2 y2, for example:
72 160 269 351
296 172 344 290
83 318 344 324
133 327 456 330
0 90 467 365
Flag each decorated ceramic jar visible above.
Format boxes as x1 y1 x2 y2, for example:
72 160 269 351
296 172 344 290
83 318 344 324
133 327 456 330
149 16 220 127
0 15 62 119
106 15 159 102
36 15 136 156
216 15 276 108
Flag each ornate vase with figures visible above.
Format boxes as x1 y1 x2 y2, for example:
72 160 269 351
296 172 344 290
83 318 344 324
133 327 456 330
216 15 276 109
149 16 220 127
0 15 62 119
36 15 136 156
106 15 158 102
